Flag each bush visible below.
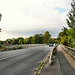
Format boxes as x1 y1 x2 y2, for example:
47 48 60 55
53 49 57 55
69 39 75 49
17 46 23 49
5 46 23 50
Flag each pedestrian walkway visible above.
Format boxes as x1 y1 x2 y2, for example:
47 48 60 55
57 45 75 75
41 45 75 75
41 56 62 75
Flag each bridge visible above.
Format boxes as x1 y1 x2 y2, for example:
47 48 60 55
0 44 75 75
41 45 75 75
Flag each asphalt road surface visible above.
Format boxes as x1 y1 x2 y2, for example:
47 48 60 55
0 45 51 75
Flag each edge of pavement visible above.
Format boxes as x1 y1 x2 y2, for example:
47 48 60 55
34 45 58 75
0 44 46 52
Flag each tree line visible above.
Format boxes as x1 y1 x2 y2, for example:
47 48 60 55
58 0 75 48
0 31 52 45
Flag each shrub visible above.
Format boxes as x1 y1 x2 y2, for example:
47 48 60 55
17 46 23 49
53 49 57 55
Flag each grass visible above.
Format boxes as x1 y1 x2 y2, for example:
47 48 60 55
50 49 57 66
53 49 57 55
16 46 23 49
5 46 23 50
0 45 24 51
0 45 5 50
35 62 45 75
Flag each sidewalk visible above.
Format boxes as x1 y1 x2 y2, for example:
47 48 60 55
41 56 62 75
41 45 75 75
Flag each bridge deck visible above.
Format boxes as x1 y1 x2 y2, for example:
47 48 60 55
41 45 75 75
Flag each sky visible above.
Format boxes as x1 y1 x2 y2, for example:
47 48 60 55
0 0 72 40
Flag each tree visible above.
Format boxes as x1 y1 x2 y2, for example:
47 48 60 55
18 37 24 44
0 41 5 45
13 39 19 44
43 31 51 44
67 28 75 47
49 38 58 44
25 36 32 44
39 34 44 44
66 0 75 28
58 27 68 45
66 0 75 48
6 39 13 44
31 34 44 44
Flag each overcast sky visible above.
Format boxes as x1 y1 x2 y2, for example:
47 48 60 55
0 0 71 40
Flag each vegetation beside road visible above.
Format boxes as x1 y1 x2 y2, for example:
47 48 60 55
0 31 58 50
35 45 57 75
0 44 46 51
58 0 75 49
0 31 51 45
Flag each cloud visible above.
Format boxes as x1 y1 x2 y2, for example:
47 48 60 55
0 0 72 40
54 7 69 13
7 26 63 38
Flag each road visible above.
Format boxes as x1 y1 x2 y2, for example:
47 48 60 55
0 45 51 75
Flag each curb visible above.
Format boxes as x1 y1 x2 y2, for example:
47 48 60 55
34 45 58 75
0 44 46 52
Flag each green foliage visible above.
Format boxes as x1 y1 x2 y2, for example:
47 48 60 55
13 39 19 44
31 34 44 44
53 49 57 55
5 37 24 44
66 0 75 28
71 39 75 48
16 46 23 49
67 28 75 48
36 62 45 75
25 36 32 44
43 31 51 44
0 41 5 45
18 37 24 44
6 39 14 44
59 0 75 49
0 45 4 49
51 60 55 65
2 31 51 45
61 35 68 45
66 0 75 48
59 27 75 48
68 28 75 39
49 38 58 44
5 46 23 50
58 27 68 46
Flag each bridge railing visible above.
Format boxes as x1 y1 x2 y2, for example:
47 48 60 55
49 44 58 65
61 45 75 58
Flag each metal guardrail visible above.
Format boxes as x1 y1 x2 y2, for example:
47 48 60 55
34 45 58 75
65 46 75 51
49 45 58 65
61 45 75 59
